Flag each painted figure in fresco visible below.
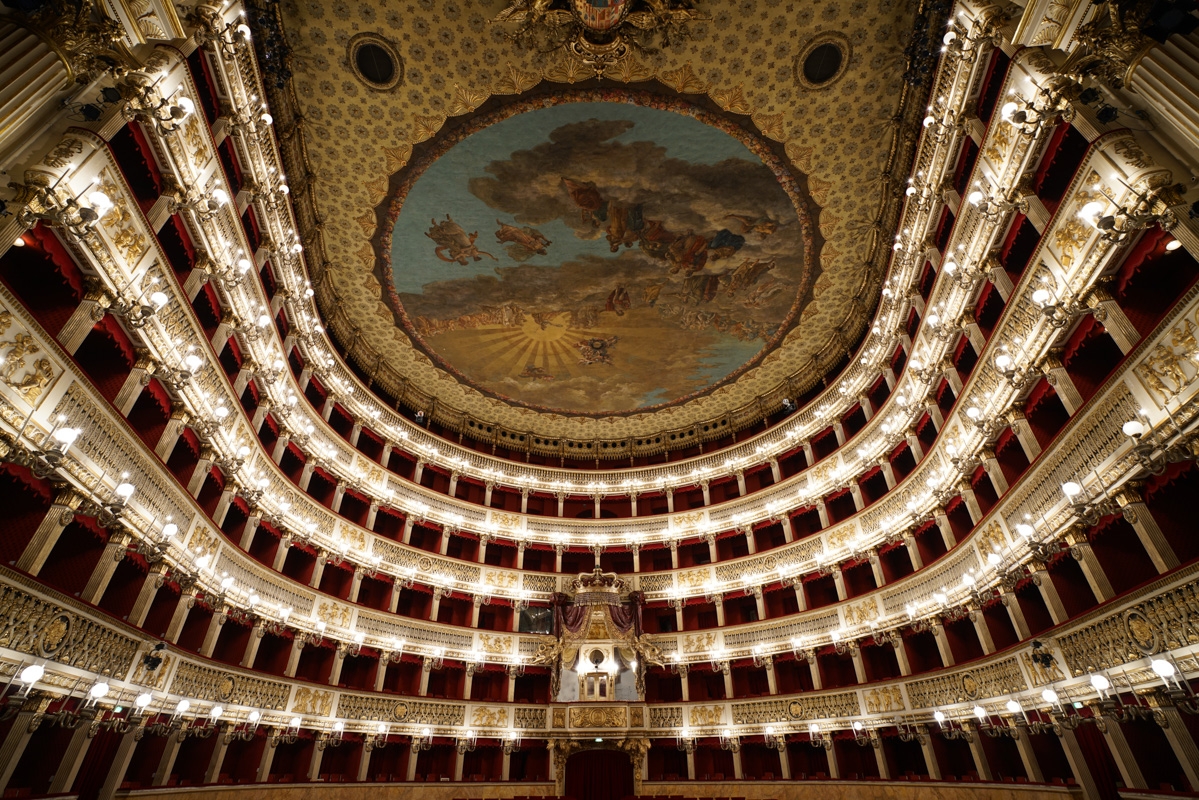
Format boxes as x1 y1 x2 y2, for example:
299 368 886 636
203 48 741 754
642 284 664 307
720 257 776 297
724 213 779 237
426 215 497 265
606 285 631 316
743 277 784 308
636 218 678 259
495 219 552 256
605 201 645 252
665 232 709 275
561 177 607 226
708 228 746 260
575 335 619 366
519 363 556 381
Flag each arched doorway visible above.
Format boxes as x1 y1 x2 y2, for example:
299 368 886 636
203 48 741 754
565 748 634 800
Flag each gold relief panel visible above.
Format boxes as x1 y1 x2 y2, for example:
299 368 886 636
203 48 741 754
170 663 290 709
682 632 717 653
1134 310 1199 404
688 705 722 727
863 686 905 714
843 597 879 627
316 601 352 628
569 706 626 728
291 687 334 716
677 568 711 589
471 707 509 728
0 311 57 405
406 700 466 727
1020 649 1067 687
477 633 512 654
730 699 789 725
484 570 518 589
0 583 139 675
553 708 567 728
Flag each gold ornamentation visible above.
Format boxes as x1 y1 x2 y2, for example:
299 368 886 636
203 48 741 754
472 706 509 727
689 705 722 727
630 707 644 727
484 570 518 590
682 632 716 653
844 597 879 627
553 708 566 728
392 701 409 720
292 687 334 716
1020 650 1066 686
42 138 84 168
478 633 512 654
787 692 860 720
677 568 710 589
863 685 904 714
171 662 289 708
316 601 352 628
569 706 626 728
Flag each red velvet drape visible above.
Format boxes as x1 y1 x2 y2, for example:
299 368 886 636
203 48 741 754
565 749 633 800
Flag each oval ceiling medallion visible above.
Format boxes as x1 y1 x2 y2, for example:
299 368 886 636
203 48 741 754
379 91 817 417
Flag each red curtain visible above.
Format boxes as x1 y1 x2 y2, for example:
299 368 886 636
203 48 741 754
565 748 633 800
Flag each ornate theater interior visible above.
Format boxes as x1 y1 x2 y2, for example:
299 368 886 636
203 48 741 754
2 0 1199 799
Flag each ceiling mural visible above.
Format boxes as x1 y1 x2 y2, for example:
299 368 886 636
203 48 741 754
380 93 816 415
261 0 933 442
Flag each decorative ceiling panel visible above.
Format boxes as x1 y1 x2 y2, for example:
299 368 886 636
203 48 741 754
264 0 935 442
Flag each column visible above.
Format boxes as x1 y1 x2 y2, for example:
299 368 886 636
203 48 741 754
801 440 815 466
931 623 954 666
128 566 169 628
669 541 679 569
1032 568 1069 625
309 554 326 589
850 646 867 684
155 406 190 461
920 731 942 780
1013 730 1045 782
869 553 885 588
1127 28 1199 163
187 447 216 498
321 394 337 421
764 658 778 694
700 481 711 506
16 488 82 575
164 590 195 643
1002 592 1033 639
665 488 674 513
240 513 261 550
211 311 237 356
203 730 231 784
1042 350 1084 414
1067 539 1116 602
808 657 822 691
97 728 140 800
1154 702 1199 791
967 728 993 780
271 433 291 464
329 651 345 686
80 538 127 604
406 746 420 781
256 739 277 783
1006 408 1042 460
33 708 90 784
858 394 874 421
56 282 108 355
685 751 696 780
298 461 316 491
250 399 271 432
152 733 184 786
904 534 923 570
1100 721 1147 790
306 743 324 782
0 705 39 792
453 749 464 781
825 739 841 779
892 639 911 676
349 568 365 603
731 748 744 779
1057 727 1103 800
832 421 846 446
849 483 865 511
199 612 224 658
815 499 830 529
375 657 389 692
447 471 459 498
272 539 290 572
114 352 154 415
971 611 995 655
284 639 304 678
713 596 726 627
832 569 847 601
735 470 747 497
905 430 925 462
1117 485 1180 572
981 448 1009 494
874 738 891 779
878 460 897 490
429 588 443 622
1086 285 1140 353
934 509 956 550
957 482 984 524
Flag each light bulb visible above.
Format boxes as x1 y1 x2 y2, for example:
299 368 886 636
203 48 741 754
211 705 224 719
1122 420 1145 438
1061 481 1082 498
115 482 135 499
995 353 1011 370
1041 688 1058 705
249 710 261 723
1032 288 1052 306
176 96 195 116
176 699 191 714
150 291 169 309
934 710 946 723
1015 523 1035 538
290 716 302 728
1152 659 1176 678
89 681 109 699
1005 700 1021 714
1000 101 1018 121
161 522 178 538
1078 201 1105 222
967 190 984 205
136 693 153 709
1090 674 1110 692
212 188 229 206
973 705 986 720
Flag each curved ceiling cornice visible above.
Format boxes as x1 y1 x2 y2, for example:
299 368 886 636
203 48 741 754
265 0 938 445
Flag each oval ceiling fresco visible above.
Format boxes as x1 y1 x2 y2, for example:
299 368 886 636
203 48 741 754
380 91 817 416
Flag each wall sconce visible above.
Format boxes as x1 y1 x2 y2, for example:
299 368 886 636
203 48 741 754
807 722 832 749
676 727 696 753
933 710 972 741
411 727 433 752
763 725 787 751
456 728 478 754
502 728 522 755
719 728 740 752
